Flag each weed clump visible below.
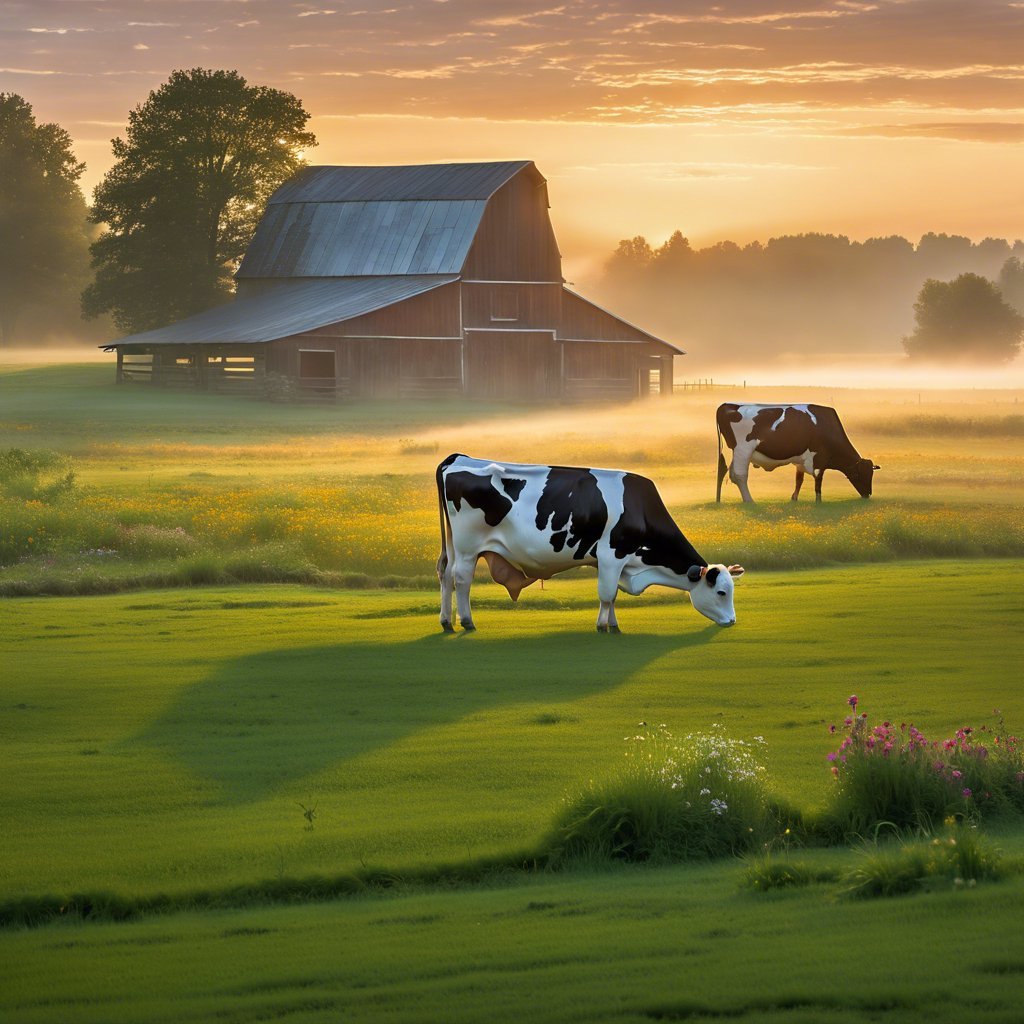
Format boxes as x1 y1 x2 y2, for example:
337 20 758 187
839 819 1006 899
544 723 774 865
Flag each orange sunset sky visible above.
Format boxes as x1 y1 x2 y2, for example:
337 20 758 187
3 0 1024 285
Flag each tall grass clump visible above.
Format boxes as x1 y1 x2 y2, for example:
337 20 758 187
0 447 75 502
822 698 1024 837
839 819 1006 899
544 723 774 865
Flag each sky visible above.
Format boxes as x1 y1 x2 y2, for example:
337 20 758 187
3 0 1024 285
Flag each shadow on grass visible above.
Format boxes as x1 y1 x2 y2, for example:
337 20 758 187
131 628 715 804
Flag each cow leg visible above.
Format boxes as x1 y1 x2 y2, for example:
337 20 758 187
791 467 805 501
607 602 621 634
596 561 625 633
728 446 755 503
437 550 455 632
453 553 477 631
814 468 825 502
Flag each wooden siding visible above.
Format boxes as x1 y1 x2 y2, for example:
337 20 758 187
562 341 647 403
267 336 461 400
303 280 461 339
558 289 660 345
465 331 560 401
461 169 561 282
460 281 562 330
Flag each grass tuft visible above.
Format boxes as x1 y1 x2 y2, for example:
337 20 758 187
543 724 777 865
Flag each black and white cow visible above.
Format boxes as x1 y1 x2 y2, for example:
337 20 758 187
437 453 745 633
716 403 879 503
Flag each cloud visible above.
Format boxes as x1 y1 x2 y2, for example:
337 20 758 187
843 121 1024 142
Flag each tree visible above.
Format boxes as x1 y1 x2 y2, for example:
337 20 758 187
83 69 316 334
0 94 91 347
903 273 1023 363
998 256 1024 315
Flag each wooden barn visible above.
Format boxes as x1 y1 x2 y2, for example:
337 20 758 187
105 161 680 402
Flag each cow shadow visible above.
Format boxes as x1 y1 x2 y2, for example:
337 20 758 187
130 627 715 804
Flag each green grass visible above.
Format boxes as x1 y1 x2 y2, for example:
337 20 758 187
2 364 1024 594
3 563 1022 904
4 363 1024 1021
4 864 1024 1023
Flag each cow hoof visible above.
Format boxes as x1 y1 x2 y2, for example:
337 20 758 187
440 621 455 633
461 621 476 632
609 625 621 634
596 624 608 633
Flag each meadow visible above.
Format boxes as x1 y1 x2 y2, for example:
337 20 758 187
2 361 1024 1022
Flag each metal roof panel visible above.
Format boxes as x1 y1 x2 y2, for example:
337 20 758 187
106 276 459 347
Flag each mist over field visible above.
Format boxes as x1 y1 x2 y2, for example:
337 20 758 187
589 230 1024 364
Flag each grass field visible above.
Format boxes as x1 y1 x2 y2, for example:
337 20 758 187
2 364 1023 592
3 362 1024 1022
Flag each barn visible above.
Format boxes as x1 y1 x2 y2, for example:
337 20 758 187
105 161 680 403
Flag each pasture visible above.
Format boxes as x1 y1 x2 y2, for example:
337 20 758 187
2 361 1024 1022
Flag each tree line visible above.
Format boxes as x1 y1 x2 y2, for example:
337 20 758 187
600 231 1024 363
0 69 314 346
2 67 1022 362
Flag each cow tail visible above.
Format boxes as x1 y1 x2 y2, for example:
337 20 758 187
436 454 460 579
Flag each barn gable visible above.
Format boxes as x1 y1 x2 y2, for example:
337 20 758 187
105 160 679 402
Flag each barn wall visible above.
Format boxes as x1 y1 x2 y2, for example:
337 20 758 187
465 330 561 401
558 290 656 343
562 341 649 403
303 281 461 339
267 336 461 400
461 170 561 282
460 281 562 330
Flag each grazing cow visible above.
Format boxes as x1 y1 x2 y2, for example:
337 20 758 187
716 403 879 503
437 453 745 633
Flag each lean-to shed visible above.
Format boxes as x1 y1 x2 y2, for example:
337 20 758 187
105 161 680 402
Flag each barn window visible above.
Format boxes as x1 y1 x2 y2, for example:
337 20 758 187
299 349 336 379
490 291 519 322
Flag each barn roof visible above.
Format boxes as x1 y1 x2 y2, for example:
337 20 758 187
236 161 537 280
104 276 458 348
267 161 534 204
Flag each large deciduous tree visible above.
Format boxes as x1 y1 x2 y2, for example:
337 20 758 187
83 68 316 334
903 273 1023 364
0 93 91 347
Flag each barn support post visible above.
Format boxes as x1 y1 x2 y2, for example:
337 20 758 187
115 348 124 385
659 354 674 396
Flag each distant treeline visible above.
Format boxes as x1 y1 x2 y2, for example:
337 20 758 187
596 231 1024 359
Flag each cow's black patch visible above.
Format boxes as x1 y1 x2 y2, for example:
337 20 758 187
501 477 527 501
746 406 818 460
445 471 512 527
610 473 706 575
705 566 721 587
716 404 744 451
535 467 608 560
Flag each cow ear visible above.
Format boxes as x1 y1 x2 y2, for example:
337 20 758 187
686 565 704 582
727 564 745 578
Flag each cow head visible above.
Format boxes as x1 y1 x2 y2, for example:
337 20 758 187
685 563 745 626
847 458 879 498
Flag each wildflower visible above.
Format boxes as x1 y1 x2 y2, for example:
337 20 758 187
826 752 837 762
710 799 728 816
848 695 858 708
962 788 972 798
828 724 836 734
952 770 962 779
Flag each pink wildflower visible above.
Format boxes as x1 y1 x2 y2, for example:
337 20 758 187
844 716 853 727
848 695 858 708
962 788 972 798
